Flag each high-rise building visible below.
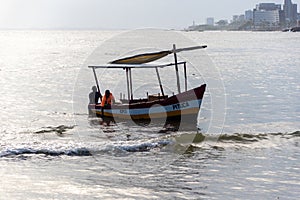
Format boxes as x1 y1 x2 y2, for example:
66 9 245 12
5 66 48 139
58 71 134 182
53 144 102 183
256 3 281 11
253 9 280 26
245 10 253 21
284 0 298 23
253 3 283 27
206 18 214 26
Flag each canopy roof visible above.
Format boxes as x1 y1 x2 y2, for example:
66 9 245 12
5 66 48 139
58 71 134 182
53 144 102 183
89 61 186 69
109 45 207 65
110 51 170 65
89 45 207 69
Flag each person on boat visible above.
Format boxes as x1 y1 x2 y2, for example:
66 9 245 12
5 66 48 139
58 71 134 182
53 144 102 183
101 89 115 107
89 86 101 104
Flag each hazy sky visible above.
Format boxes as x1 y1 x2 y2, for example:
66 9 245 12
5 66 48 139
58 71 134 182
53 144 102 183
0 0 299 29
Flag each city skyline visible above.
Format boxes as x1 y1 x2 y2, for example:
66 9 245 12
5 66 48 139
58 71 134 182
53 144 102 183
0 0 299 30
205 0 299 24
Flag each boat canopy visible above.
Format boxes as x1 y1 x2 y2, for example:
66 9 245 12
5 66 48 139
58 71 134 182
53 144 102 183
109 45 207 65
110 51 170 65
88 61 186 69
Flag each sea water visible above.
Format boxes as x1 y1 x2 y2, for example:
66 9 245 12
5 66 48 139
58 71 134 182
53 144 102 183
0 30 299 199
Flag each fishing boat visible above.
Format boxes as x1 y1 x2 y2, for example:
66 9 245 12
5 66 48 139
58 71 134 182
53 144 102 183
88 44 207 128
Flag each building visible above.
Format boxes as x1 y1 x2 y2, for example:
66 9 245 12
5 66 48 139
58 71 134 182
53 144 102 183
206 17 214 26
284 0 298 24
232 15 239 22
245 10 253 21
256 3 281 11
239 15 245 22
253 3 285 28
253 9 280 26
232 14 245 23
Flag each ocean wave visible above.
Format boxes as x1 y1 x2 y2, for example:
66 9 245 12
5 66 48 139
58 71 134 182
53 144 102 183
0 139 173 159
284 131 300 138
1 131 298 159
218 133 268 143
114 140 171 153
217 131 300 143
34 125 76 135
0 147 92 158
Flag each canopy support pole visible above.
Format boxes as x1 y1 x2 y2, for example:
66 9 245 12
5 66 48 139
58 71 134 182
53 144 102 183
129 68 133 100
155 67 165 97
173 44 181 94
125 68 130 101
184 62 187 92
92 67 101 96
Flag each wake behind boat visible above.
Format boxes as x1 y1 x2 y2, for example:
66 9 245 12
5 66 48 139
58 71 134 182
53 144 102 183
88 44 207 129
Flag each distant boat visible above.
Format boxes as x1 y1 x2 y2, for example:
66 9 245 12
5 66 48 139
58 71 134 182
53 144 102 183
282 27 300 32
291 27 300 32
88 44 207 129
282 28 290 32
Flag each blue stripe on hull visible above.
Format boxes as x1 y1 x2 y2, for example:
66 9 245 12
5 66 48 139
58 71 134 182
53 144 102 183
92 99 202 117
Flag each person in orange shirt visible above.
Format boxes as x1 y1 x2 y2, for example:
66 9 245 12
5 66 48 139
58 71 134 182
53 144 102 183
101 89 115 107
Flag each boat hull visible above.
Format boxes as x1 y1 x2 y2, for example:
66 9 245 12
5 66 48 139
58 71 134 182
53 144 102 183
88 84 206 127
